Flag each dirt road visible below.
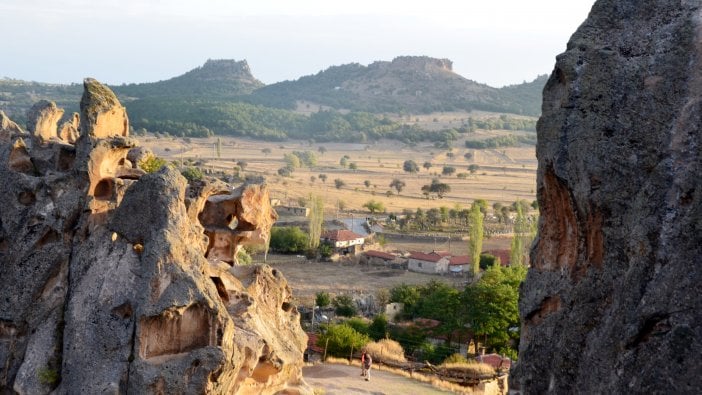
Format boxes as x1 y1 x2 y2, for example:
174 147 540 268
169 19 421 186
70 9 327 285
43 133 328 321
303 363 454 394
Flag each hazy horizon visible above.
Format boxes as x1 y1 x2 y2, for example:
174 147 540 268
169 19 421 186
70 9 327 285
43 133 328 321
2 0 596 88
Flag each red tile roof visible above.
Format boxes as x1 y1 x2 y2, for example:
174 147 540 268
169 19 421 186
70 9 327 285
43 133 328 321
434 250 452 257
448 255 471 265
364 250 397 260
482 249 511 266
322 229 364 242
408 251 445 263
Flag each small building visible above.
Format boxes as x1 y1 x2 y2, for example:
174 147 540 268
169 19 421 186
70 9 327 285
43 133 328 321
448 255 471 274
321 229 365 256
407 251 450 274
361 250 401 265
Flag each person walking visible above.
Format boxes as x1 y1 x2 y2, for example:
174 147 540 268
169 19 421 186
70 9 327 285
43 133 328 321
361 351 372 381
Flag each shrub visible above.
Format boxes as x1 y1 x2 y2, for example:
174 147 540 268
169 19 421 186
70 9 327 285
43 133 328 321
269 227 309 253
315 292 331 308
181 166 203 181
332 294 357 317
138 155 168 173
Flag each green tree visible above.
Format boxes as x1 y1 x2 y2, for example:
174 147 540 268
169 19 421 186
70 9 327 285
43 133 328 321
362 200 385 214
333 294 357 317
317 324 370 358
269 226 309 253
423 161 432 171
261 147 272 155
462 265 526 355
368 314 388 340
334 179 345 189
349 162 358 170
307 194 324 252
403 159 419 174
468 164 479 174
442 166 456 176
468 203 484 276
318 173 328 183
318 146 327 155
389 178 406 194
316 291 331 308
364 180 371 188
284 153 301 169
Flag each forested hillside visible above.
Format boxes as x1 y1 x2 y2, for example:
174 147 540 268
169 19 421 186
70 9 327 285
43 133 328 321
0 57 544 142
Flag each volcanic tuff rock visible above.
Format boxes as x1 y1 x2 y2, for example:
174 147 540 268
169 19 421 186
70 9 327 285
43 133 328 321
80 77 129 139
57 112 79 144
0 80 309 394
25 100 64 142
514 1 702 393
0 111 24 142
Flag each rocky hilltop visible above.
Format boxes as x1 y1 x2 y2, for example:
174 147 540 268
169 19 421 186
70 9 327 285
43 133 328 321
0 79 309 394
514 0 701 393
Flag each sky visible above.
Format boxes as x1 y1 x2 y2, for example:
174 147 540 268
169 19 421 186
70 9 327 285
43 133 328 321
1 0 596 87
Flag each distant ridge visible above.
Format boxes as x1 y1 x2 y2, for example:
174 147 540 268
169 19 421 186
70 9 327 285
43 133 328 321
249 56 543 116
114 59 264 99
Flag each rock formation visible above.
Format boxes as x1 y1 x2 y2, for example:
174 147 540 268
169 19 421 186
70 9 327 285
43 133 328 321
514 1 702 393
0 111 24 142
80 78 129 139
0 80 309 394
25 100 64 142
58 112 80 144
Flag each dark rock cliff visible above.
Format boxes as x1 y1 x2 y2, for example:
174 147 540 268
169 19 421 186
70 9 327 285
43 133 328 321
514 1 702 393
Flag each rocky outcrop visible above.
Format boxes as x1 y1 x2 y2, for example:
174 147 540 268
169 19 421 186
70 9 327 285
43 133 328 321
58 112 80 144
26 100 64 142
0 111 24 142
0 80 309 394
80 77 129 139
514 1 702 393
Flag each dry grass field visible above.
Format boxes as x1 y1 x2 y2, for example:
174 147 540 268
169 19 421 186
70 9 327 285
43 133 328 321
140 119 537 217
140 113 535 299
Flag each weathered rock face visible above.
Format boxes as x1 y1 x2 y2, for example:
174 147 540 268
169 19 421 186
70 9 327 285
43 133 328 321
0 111 24 142
80 78 129 139
0 80 309 394
514 1 702 393
26 100 64 142
57 112 80 144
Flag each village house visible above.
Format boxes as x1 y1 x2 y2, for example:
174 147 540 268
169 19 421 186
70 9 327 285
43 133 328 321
320 229 365 256
407 251 451 274
448 255 471 275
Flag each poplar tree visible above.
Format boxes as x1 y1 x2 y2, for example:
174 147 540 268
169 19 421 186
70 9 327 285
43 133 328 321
468 202 484 276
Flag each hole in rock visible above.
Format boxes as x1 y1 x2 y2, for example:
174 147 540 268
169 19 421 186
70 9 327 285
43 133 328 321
210 277 230 303
36 229 60 248
93 178 114 200
112 302 134 319
18 191 36 206
57 146 75 171
281 302 292 312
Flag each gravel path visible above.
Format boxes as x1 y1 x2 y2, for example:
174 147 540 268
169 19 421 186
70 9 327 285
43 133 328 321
303 363 454 394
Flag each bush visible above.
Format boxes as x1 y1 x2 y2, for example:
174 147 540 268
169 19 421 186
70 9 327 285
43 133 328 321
316 292 331 308
181 166 203 181
138 155 168 173
317 324 370 358
236 248 252 265
368 314 388 340
344 317 369 335
269 227 309 253
332 294 357 317
442 353 468 364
